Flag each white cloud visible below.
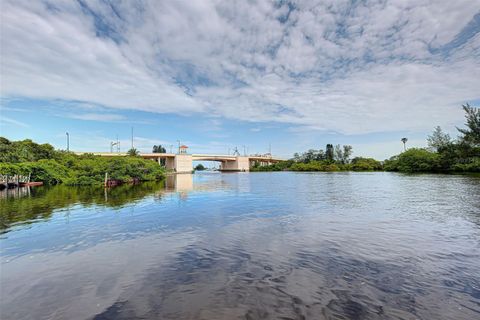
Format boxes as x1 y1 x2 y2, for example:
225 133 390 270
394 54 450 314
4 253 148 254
67 112 126 122
1 0 479 135
0 116 30 128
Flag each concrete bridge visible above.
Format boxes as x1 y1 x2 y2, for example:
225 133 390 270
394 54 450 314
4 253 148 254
74 152 283 173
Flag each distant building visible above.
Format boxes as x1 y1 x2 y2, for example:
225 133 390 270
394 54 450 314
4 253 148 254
179 145 189 154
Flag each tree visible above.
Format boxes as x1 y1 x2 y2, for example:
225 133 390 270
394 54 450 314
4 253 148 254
127 148 139 156
152 145 166 153
315 149 325 161
334 145 343 163
351 157 382 171
293 153 301 162
194 163 206 171
333 145 353 164
342 145 353 164
325 144 334 162
303 149 318 163
457 103 480 146
427 126 451 152
401 138 408 151
392 148 439 172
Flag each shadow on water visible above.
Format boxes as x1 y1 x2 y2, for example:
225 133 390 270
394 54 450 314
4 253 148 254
0 180 168 232
0 173 231 233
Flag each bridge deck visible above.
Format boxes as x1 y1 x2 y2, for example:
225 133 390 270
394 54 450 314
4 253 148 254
74 152 283 162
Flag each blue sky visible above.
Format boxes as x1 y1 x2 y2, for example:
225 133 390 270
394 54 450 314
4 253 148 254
1 1 479 160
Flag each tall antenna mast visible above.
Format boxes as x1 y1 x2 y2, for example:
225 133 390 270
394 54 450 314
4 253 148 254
131 127 134 149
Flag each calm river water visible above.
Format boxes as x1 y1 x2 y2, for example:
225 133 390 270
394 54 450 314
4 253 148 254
1 172 479 319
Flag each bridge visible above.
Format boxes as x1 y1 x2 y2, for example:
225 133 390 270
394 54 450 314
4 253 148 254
74 152 283 173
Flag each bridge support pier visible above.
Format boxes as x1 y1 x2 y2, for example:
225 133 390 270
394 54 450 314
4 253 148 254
174 154 193 173
165 157 175 171
220 156 250 172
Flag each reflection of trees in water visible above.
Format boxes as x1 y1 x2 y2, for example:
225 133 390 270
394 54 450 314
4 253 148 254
0 182 166 232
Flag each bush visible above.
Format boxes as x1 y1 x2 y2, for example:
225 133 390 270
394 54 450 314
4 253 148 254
385 149 439 173
23 160 71 184
451 158 480 172
0 163 22 175
351 157 383 171
0 160 73 184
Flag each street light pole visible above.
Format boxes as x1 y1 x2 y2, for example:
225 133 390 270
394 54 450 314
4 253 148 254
66 132 69 152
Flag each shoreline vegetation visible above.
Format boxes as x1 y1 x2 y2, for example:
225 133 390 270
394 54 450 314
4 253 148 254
1 104 479 183
0 139 165 186
252 104 479 174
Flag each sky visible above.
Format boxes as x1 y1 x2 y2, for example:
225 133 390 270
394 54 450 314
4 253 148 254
1 0 479 160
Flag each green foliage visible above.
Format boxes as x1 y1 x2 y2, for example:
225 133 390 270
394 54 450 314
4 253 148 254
350 157 383 171
152 145 166 153
0 160 70 184
384 148 440 172
0 137 165 185
254 145 381 172
385 105 480 173
127 148 140 156
450 158 480 172
0 163 21 175
457 103 480 146
194 163 206 171
427 126 451 152
22 160 71 184
290 161 342 171
62 156 164 185
0 138 57 163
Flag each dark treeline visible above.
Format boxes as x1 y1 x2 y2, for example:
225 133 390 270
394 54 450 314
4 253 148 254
252 144 382 172
253 103 480 173
0 138 165 185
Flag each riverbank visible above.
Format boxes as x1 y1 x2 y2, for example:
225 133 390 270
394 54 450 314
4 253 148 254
252 148 479 174
0 138 165 186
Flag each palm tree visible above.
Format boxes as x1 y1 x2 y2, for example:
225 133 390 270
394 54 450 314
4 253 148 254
127 148 139 156
401 137 408 151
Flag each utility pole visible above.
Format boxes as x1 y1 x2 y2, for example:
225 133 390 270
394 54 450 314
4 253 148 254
243 145 246 156
66 132 69 152
177 140 180 154
169 145 173 153
111 136 120 153
269 143 271 155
